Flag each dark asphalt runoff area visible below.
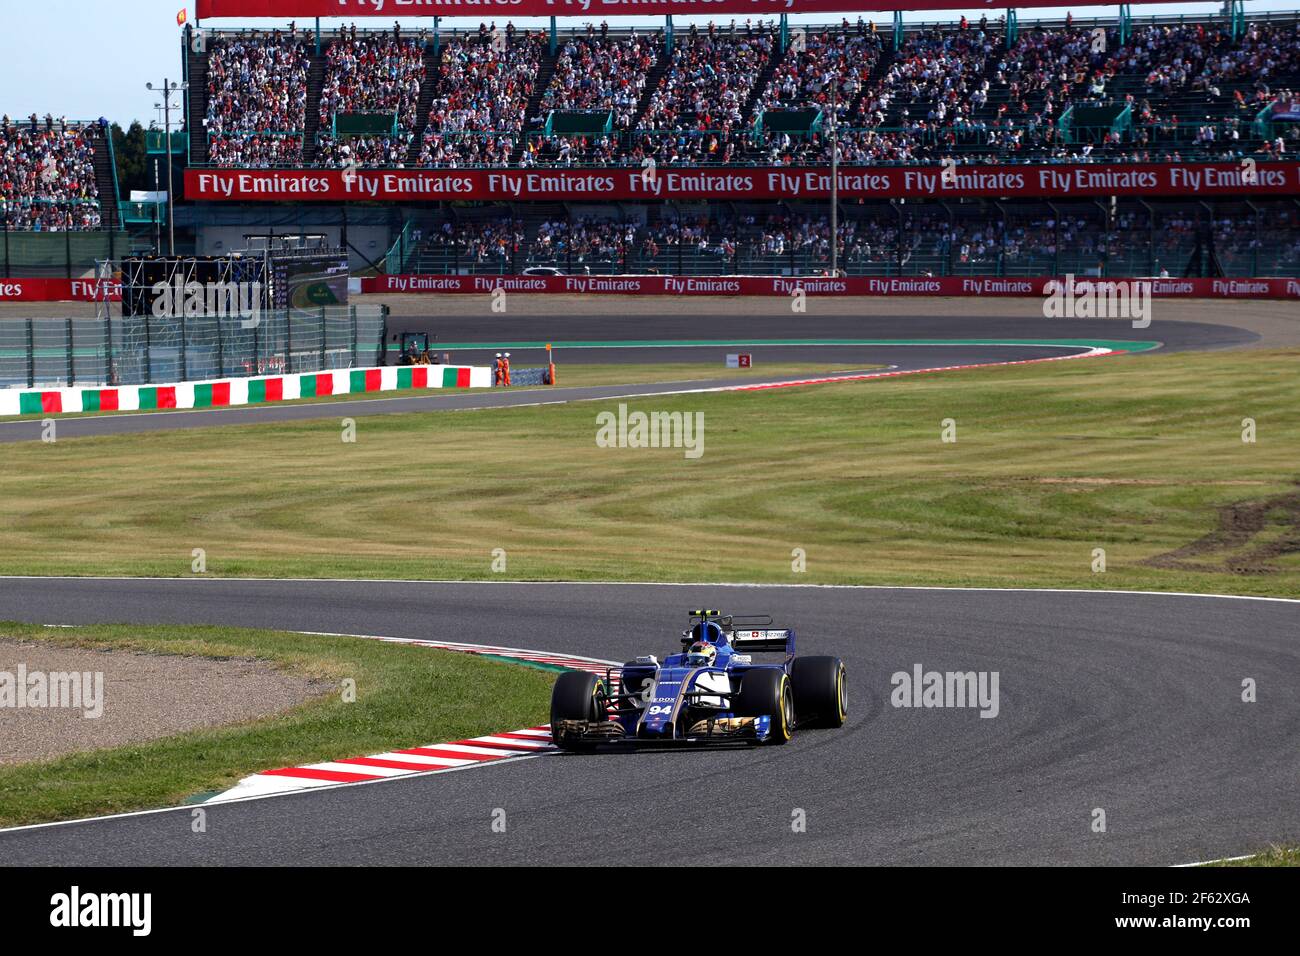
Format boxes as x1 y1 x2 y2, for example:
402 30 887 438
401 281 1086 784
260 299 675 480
0 578 1294 866
388 311 1256 352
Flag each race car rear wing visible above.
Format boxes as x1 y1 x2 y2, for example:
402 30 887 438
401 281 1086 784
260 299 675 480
727 628 795 655
686 610 794 655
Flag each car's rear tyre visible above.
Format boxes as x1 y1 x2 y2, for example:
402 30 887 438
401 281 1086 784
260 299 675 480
734 669 793 745
790 656 847 729
550 671 605 751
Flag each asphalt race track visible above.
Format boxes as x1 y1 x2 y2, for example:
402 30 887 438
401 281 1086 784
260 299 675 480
390 311 1257 353
0 308 1257 443
0 578 1295 866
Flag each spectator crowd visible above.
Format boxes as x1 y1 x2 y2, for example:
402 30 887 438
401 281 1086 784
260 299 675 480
417 217 525 267
1 115 101 231
420 32 545 166
191 17 1300 170
318 33 426 133
399 201 1300 277
208 132 303 167
634 22 776 165
541 32 659 128
205 30 310 165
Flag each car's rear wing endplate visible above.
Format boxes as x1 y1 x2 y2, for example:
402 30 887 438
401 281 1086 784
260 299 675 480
727 629 794 654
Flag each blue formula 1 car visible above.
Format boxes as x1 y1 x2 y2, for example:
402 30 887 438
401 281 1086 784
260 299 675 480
550 610 846 749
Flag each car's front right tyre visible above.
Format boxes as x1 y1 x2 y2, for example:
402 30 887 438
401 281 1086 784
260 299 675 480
550 671 605 751
735 669 793 745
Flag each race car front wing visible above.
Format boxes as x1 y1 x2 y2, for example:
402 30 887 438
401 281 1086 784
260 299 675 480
551 715 764 747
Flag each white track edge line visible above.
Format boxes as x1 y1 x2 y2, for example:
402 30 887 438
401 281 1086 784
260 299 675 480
1172 853 1259 867
3 577 1296 604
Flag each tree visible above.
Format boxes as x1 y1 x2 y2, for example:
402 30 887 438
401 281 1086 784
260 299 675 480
111 121 150 196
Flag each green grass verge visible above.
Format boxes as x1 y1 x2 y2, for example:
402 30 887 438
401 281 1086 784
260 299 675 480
0 349 1296 595
0 622 553 827
1205 845 1300 866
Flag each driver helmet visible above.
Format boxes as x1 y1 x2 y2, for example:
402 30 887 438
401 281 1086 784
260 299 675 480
686 641 717 668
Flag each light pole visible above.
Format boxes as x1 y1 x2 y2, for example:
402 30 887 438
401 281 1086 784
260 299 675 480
829 76 840 277
147 79 188 256
153 158 162 253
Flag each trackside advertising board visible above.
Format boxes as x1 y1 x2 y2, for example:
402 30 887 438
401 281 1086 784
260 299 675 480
364 274 1300 299
0 278 122 302
195 0 1190 19
9 275 1297 302
186 162 1299 203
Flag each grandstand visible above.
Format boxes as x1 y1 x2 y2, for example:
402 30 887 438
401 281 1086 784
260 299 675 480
184 13 1300 171
4 6 1299 284
1 115 118 232
154 9 1298 282
0 113 132 280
